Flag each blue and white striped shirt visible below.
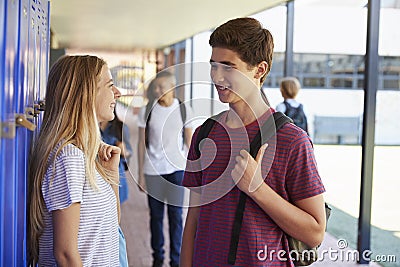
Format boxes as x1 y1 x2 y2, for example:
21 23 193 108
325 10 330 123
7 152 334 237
39 143 119 266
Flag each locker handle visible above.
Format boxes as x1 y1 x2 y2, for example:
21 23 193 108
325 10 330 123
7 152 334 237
15 115 36 131
33 100 46 117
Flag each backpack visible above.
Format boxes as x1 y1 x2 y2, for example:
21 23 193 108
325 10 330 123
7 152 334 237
194 111 330 266
283 101 308 134
144 99 186 148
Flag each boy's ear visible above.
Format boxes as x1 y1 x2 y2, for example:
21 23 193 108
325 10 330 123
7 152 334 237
254 61 268 79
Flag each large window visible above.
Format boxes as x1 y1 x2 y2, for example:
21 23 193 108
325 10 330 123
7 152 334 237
266 53 400 91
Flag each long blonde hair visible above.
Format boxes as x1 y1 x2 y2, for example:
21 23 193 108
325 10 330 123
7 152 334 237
28 55 114 263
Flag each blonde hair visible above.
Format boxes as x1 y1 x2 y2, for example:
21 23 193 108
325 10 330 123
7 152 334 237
28 55 115 263
280 77 301 99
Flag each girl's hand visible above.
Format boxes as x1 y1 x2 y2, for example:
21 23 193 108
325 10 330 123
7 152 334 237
98 142 121 175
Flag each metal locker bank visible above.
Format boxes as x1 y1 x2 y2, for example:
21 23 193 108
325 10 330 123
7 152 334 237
0 0 50 265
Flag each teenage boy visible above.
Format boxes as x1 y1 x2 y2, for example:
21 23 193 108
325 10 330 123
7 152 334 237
181 17 326 267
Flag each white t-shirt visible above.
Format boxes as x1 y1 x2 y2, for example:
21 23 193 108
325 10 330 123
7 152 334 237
137 98 193 175
276 98 302 113
40 143 119 266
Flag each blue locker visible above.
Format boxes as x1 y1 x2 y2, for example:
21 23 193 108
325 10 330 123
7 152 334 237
15 0 32 264
0 0 50 265
27 0 36 110
32 1 40 105
0 0 5 263
1 0 21 266
38 0 50 102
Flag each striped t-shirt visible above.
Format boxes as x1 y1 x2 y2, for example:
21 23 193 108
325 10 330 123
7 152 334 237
39 143 119 266
183 110 325 267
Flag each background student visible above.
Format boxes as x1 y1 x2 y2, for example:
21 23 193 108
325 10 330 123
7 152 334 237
276 77 309 134
137 71 193 267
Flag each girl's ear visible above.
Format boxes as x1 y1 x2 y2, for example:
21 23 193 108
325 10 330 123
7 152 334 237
254 61 268 80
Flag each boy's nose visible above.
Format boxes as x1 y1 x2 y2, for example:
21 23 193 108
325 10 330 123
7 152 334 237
211 67 225 84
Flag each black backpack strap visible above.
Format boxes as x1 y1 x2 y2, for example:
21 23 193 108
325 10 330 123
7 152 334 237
249 112 292 156
194 111 227 157
227 111 292 265
228 191 247 265
273 111 293 133
179 100 187 147
144 101 154 148
179 99 187 124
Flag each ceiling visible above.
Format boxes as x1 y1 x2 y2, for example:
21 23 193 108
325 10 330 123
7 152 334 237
50 0 288 51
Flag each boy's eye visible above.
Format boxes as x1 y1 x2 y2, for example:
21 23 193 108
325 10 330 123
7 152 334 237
210 62 232 71
223 65 233 71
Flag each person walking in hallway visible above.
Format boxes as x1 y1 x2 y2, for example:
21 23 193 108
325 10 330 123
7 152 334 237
137 71 193 267
276 77 309 134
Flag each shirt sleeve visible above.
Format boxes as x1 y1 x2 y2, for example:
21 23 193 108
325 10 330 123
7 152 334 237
182 126 203 188
285 133 325 202
137 106 146 128
42 150 86 211
183 102 194 129
275 102 286 113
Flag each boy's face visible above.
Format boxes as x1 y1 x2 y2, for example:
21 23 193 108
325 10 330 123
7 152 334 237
210 47 260 104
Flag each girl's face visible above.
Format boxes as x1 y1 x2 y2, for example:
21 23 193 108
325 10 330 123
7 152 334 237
95 65 121 123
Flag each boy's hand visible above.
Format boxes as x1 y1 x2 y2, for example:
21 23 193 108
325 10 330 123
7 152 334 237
231 144 268 195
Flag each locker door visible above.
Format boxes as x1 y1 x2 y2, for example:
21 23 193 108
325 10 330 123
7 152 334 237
39 0 50 101
0 0 5 263
15 0 33 265
0 0 48 265
0 0 21 266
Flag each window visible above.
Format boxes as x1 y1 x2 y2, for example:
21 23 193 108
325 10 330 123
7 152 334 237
266 53 399 90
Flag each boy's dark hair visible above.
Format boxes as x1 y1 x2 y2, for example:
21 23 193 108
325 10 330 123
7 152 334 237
209 17 274 85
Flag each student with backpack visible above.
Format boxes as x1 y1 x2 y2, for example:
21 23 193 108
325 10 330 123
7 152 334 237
276 77 309 134
180 18 326 267
137 71 193 267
